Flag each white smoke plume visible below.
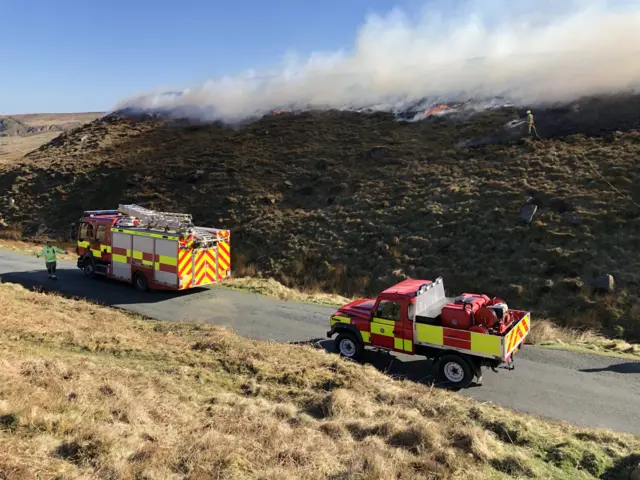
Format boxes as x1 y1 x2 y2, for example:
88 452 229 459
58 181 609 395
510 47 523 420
115 0 640 122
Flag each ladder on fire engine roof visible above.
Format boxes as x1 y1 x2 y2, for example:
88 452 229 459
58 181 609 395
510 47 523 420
118 204 194 231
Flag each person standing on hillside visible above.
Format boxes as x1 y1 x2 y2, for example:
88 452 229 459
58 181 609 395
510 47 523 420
526 110 535 136
36 240 67 280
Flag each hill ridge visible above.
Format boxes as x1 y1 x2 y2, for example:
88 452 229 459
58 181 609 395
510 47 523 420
0 95 638 340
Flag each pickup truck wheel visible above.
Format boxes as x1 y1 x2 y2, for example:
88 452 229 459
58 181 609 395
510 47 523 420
336 333 363 361
438 354 473 389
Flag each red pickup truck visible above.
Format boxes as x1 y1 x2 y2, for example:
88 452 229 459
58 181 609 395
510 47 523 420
327 277 531 389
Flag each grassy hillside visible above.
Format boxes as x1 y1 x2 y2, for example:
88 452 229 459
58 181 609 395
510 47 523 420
0 282 638 479
0 96 639 341
0 112 102 162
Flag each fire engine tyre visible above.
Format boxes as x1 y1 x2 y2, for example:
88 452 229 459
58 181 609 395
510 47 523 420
83 258 96 278
437 354 474 389
335 333 363 361
133 272 149 292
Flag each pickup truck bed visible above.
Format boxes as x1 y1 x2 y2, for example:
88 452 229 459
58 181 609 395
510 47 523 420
415 297 452 324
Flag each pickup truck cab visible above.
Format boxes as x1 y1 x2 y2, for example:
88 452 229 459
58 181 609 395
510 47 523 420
327 277 531 389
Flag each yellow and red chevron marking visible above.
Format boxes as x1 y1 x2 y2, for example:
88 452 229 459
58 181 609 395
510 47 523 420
194 250 208 286
506 314 530 353
217 240 230 281
204 249 217 284
193 250 218 286
178 249 193 289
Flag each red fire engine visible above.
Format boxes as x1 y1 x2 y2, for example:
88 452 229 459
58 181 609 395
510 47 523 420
327 277 531 389
76 204 231 292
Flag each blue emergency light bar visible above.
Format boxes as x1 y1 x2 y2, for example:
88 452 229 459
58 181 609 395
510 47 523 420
83 209 121 217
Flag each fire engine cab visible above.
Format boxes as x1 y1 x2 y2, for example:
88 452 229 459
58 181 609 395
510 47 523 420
76 204 231 292
327 277 531 389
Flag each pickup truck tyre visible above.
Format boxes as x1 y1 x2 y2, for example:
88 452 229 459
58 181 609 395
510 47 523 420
335 333 363 361
437 354 474 389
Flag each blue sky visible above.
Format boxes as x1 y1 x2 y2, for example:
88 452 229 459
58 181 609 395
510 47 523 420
2 1 634 115
0 0 421 114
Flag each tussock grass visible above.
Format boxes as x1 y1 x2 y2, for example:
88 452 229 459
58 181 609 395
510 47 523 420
0 282 638 479
529 319 640 358
221 276 352 306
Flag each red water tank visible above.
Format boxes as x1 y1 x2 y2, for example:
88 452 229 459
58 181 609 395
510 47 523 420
441 294 490 330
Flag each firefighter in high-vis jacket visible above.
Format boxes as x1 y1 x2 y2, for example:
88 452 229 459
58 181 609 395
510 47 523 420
526 110 535 135
37 240 67 280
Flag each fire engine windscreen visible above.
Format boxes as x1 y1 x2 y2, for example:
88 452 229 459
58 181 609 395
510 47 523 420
414 277 446 317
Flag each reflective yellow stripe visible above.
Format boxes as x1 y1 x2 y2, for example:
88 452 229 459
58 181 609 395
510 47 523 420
158 255 177 266
102 245 112 253
371 322 394 337
330 316 351 326
112 254 128 264
111 228 179 241
372 317 395 326
393 337 414 352
90 249 102 258
153 260 177 270
361 331 371 343
131 250 152 266
470 331 502 356
78 241 90 248
415 324 444 345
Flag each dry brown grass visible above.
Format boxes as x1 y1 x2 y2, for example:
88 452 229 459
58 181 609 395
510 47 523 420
9 112 103 128
0 235 75 261
0 112 102 163
222 276 352 306
0 132 63 163
0 112 102 165
0 282 638 479
529 319 640 358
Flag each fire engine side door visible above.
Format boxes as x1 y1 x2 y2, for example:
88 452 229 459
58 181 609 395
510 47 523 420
370 298 404 351
91 223 108 261
77 222 93 256
96 223 112 263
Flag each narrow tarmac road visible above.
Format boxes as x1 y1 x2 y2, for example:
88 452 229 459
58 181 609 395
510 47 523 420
1 249 638 435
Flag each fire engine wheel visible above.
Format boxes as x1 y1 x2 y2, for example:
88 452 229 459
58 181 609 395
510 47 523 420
83 259 96 278
438 354 474 389
133 272 149 292
335 333 363 361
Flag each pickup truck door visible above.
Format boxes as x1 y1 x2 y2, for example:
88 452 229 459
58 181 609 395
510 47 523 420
370 299 411 352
